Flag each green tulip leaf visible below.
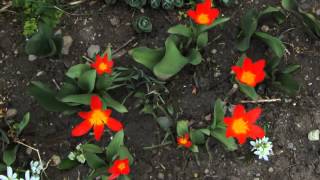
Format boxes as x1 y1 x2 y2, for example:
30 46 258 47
66 64 91 79
83 152 106 169
106 130 124 162
239 83 260 100
168 24 192 38
129 47 164 70
177 120 189 137
254 32 286 58
78 69 96 93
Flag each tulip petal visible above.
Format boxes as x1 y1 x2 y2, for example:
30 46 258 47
78 112 89 119
72 120 92 137
242 58 253 69
246 108 262 123
107 118 123 131
91 95 103 109
94 125 105 141
249 125 265 139
108 173 119 180
233 105 245 118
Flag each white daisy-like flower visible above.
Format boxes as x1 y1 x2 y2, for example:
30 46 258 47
76 154 86 164
250 136 273 161
0 166 22 180
67 152 76 161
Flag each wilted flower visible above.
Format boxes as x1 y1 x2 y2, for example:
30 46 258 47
250 137 273 161
108 159 130 180
76 154 86 164
0 166 21 180
224 104 265 144
71 95 123 141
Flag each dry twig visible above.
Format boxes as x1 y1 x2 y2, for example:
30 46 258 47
240 98 282 104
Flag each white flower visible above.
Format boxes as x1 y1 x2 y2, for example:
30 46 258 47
30 161 43 175
76 154 86 164
24 170 40 180
67 152 76 161
250 137 273 161
75 143 82 151
0 166 21 180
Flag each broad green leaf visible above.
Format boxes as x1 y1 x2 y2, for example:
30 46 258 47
66 64 91 79
199 128 211 136
177 120 189 137
82 144 104 154
190 130 205 145
236 9 259 51
212 99 224 129
140 104 154 115
187 49 202 65
196 32 208 49
102 93 128 113
190 145 199 153
281 64 300 74
56 83 80 99
153 36 189 80
128 47 164 70
83 152 106 169
17 113 30 136
25 29 57 56
96 74 114 91
28 81 74 112
239 83 260 100
200 17 230 32
57 159 78 170
0 129 9 144
211 128 237 151
106 131 124 161
276 73 300 95
168 24 192 38
259 6 285 24
78 69 96 93
255 32 286 58
3 146 18 166
300 12 320 38
281 0 298 11
88 167 108 179
156 116 173 131
61 94 93 105
118 146 134 165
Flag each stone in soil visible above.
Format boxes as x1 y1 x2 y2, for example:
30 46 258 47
62 36 73 55
87 45 101 59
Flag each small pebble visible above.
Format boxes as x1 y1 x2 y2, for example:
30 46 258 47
268 167 274 173
211 49 217 54
28 55 37 61
261 25 270 32
308 129 320 141
157 172 165 179
51 154 61 166
87 45 100 59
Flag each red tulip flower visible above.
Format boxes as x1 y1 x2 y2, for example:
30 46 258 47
108 159 130 180
177 133 192 148
187 0 220 25
224 105 265 144
91 54 114 75
231 58 266 87
71 95 123 141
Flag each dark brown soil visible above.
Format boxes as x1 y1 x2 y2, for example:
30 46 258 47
1 0 320 179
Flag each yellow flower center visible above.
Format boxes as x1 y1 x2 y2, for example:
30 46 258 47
232 118 249 134
89 110 108 126
117 162 126 171
240 71 256 85
98 63 108 71
197 13 210 24
179 138 188 145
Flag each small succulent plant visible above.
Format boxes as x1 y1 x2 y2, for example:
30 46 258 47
162 0 175 10
133 16 153 33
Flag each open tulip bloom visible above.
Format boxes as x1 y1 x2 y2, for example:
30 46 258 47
108 159 130 180
231 58 266 87
91 54 114 75
224 105 265 144
187 0 220 25
71 95 123 141
177 133 192 148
